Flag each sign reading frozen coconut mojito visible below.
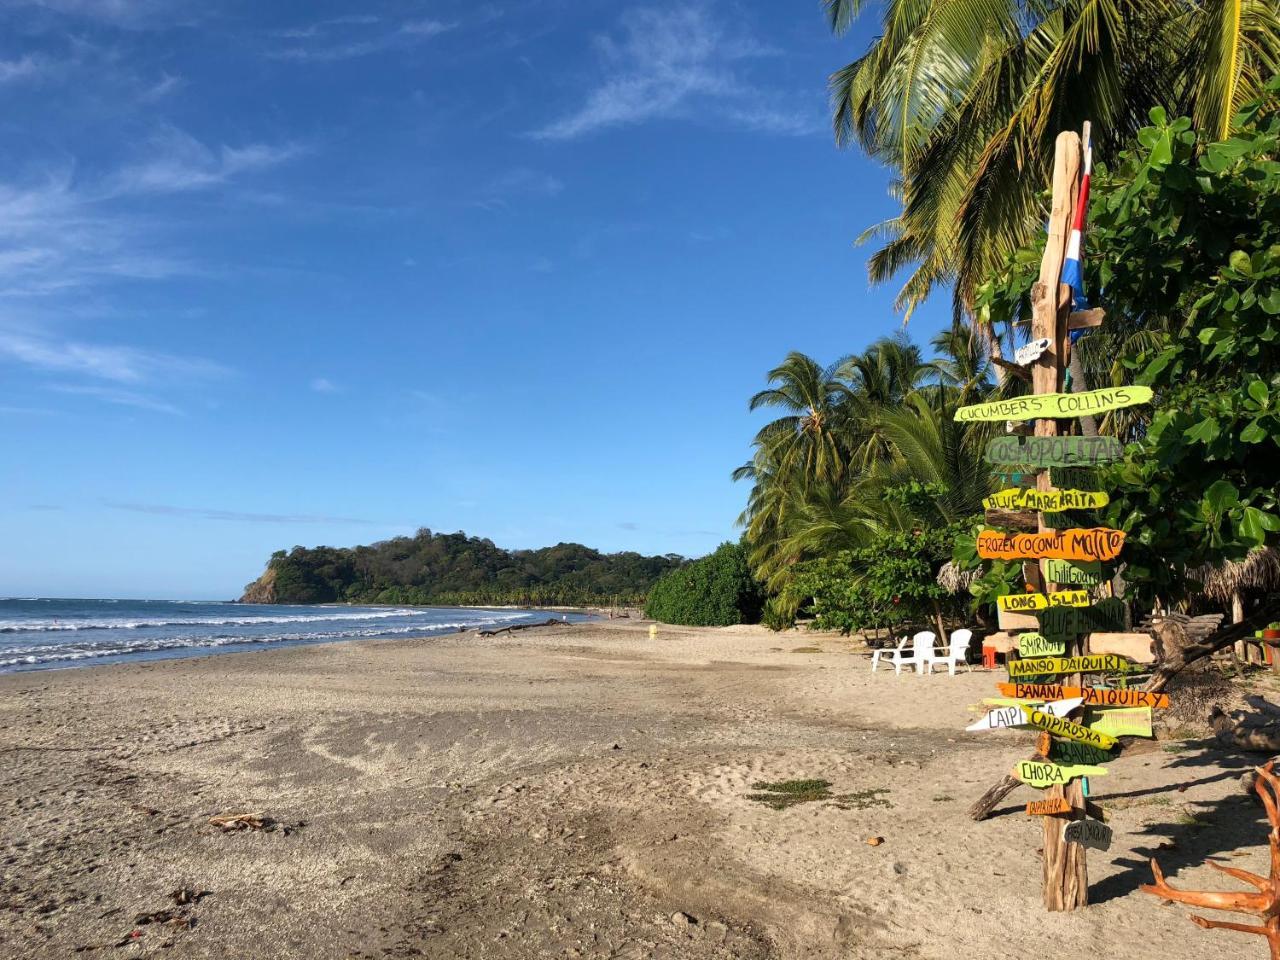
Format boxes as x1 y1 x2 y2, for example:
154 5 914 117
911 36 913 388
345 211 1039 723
954 386 1153 423
977 527 1126 562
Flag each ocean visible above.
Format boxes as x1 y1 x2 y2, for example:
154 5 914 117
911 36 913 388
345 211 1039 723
0 598 592 673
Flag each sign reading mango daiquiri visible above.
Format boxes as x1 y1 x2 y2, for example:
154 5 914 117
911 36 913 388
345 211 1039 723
998 590 1091 612
977 527 1126 562
955 386 1153 423
1007 653 1136 678
983 487 1109 511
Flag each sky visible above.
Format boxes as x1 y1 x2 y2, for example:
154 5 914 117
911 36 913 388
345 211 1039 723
0 0 953 599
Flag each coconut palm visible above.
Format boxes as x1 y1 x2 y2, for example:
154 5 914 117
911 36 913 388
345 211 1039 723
824 0 1280 314
748 352 853 487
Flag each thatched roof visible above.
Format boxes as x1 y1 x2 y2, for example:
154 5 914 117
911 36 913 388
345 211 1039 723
1191 547 1280 603
937 561 979 595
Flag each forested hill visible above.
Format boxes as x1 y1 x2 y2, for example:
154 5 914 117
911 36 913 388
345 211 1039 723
240 529 686 606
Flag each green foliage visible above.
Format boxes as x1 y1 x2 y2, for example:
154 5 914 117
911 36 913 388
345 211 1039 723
790 525 964 635
643 542 763 626
252 529 684 607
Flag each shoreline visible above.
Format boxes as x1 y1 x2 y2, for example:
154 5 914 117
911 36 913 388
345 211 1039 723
0 620 1260 959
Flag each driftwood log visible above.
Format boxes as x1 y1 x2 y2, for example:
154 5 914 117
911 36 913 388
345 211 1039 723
969 598 1280 821
478 618 575 638
1141 760 1280 957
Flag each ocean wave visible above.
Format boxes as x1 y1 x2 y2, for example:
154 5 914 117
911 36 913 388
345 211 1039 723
0 608 461 633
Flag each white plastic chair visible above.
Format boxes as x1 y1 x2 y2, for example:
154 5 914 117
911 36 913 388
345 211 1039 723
928 629 974 675
872 631 935 674
870 635 908 673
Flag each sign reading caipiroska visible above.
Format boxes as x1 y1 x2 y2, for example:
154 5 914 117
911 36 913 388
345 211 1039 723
983 487 1109 511
985 435 1123 468
998 591 1091 612
977 527 1126 562
1013 760 1108 788
1019 705 1118 749
1008 653 1136 678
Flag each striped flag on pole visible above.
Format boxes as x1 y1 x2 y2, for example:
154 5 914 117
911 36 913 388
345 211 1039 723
1062 126 1092 342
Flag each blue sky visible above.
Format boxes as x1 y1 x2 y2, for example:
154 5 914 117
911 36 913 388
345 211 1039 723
0 0 952 599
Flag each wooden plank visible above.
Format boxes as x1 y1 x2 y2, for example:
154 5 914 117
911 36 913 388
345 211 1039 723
1064 819 1112 851
1088 632 1156 664
986 435 1123 469
1085 706 1153 738
1068 308 1105 331
983 631 1020 653
998 608 1040 631
1044 559 1103 586
1008 654 1137 678
1019 705 1118 749
954 386 1153 423
986 507 1038 530
990 356 1033 382
998 590 1091 612
1027 797 1073 816
1013 760 1107 789
997 682 1170 709
977 528 1126 562
984 487 1109 511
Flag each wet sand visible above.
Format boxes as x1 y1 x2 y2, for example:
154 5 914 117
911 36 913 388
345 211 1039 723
0 620 1268 959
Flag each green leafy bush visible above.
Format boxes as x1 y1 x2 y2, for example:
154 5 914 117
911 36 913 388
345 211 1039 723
644 542 763 626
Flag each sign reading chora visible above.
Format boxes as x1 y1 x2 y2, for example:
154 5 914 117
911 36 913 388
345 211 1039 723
1013 761 1108 788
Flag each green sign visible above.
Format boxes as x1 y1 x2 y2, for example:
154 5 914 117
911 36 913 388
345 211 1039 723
1049 738 1114 766
1044 559 1104 586
1038 598 1127 636
985 435 1123 468
955 386 1153 423
1018 633 1067 657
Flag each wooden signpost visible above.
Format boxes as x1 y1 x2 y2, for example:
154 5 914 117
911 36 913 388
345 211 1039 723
953 386 1153 423
983 487 1109 511
976 527 1126 562
1013 760 1108 788
985 435 1123 468
998 590 1091 612
1064 820 1113 851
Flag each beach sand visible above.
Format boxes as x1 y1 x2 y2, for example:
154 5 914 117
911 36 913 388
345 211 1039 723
0 620 1269 959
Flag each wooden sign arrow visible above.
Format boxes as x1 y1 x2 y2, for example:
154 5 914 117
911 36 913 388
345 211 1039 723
996 682 1170 709
1088 632 1156 664
1013 760 1108 788
1020 705 1118 749
983 487 1109 512
1044 559 1104 586
1015 337 1053 366
1017 633 1066 657
966 697 1083 732
1048 738 1115 766
1008 653 1137 678
998 590 1091 612
986 435 1123 468
1085 706 1154 738
1064 819 1112 851
1027 797 1073 816
1038 598 1127 635
998 608 1040 631
955 385 1153 423
977 527 1126 562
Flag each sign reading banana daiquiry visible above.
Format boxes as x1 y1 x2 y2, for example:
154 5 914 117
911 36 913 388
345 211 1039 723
985 435 1123 468
955 386 1153 423
977 527 1126 561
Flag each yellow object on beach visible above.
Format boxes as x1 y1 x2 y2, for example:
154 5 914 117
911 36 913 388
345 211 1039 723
649 624 657 639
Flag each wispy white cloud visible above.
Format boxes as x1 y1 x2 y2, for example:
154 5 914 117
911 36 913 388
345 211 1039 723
474 167 564 210
0 54 52 83
0 329 225 383
310 377 339 393
48 383 185 415
531 5 821 140
270 16 455 63
103 500 378 524
108 127 300 195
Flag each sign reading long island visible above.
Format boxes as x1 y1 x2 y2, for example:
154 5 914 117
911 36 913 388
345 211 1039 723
955 386 1152 423
977 527 1126 562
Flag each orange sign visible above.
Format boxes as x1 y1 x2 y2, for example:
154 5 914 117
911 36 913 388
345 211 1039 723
976 527 1126 562
997 682 1169 709
1027 797 1072 816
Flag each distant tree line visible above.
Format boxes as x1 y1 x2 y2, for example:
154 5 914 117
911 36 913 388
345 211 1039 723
250 528 686 607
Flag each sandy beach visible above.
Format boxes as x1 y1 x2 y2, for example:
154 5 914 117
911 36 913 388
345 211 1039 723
0 620 1269 959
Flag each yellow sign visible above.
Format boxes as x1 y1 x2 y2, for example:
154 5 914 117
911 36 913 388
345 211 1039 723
1013 760 1108 788
1085 706 1154 738
1020 705 1118 749
997 591 1090 612
977 527 1126 562
955 386 1154 423
1007 653 1136 678
983 488 1109 512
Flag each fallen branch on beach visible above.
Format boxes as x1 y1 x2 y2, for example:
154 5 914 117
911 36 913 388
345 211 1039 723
208 812 272 831
478 618 575 638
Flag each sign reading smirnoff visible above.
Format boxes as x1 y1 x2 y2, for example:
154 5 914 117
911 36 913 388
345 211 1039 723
977 527 1126 562
955 386 1153 423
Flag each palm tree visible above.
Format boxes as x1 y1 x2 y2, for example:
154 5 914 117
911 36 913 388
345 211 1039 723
824 0 1280 315
748 352 853 487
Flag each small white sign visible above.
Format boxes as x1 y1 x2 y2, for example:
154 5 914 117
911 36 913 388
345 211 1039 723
966 697 1083 732
1015 337 1052 366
